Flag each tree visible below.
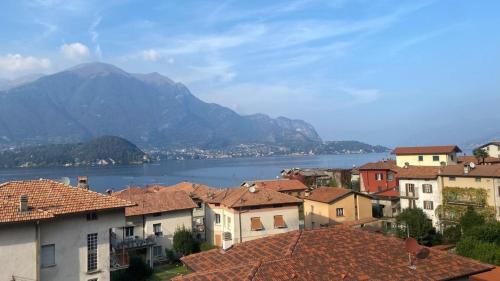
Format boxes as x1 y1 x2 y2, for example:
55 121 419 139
395 208 441 246
456 222 500 265
473 148 489 164
111 256 152 281
173 226 199 256
459 206 485 234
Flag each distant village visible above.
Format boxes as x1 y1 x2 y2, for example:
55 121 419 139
1 142 500 280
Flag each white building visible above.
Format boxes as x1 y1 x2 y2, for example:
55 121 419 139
204 186 302 249
112 187 197 266
398 166 442 228
478 141 500 158
0 179 133 281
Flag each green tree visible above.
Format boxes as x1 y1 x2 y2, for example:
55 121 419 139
459 206 485 234
395 208 441 246
473 148 489 164
173 226 199 256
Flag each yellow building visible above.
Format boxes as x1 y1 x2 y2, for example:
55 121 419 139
393 145 462 167
437 164 500 223
304 187 373 229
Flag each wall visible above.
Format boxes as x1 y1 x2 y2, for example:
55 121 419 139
143 209 193 251
0 223 37 281
483 144 500 158
399 179 441 227
304 200 330 229
237 205 299 242
40 209 125 281
396 153 457 167
360 169 398 193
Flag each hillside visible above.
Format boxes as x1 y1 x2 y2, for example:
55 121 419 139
0 63 321 149
0 136 148 168
313 141 390 154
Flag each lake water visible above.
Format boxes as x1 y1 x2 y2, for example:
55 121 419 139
0 153 390 193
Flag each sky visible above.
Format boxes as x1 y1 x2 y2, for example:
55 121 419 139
1 0 500 147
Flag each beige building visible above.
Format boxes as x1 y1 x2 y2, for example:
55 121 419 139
112 187 197 266
393 145 462 167
438 164 500 223
0 179 133 281
304 187 373 229
204 186 301 248
478 141 500 158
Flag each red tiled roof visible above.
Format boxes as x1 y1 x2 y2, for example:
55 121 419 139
470 266 500 281
458 156 500 165
359 159 399 171
248 179 307 192
398 166 441 179
175 226 493 281
113 187 197 216
372 188 400 198
146 182 218 201
0 179 134 224
304 187 370 204
392 145 462 155
440 164 500 178
206 186 302 208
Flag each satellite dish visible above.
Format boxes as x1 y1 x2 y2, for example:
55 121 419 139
416 247 430 259
405 237 419 254
469 162 476 169
60 177 71 186
249 186 256 193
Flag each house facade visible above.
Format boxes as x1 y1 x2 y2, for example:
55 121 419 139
303 187 372 229
359 160 399 193
478 142 500 158
398 166 441 228
393 145 461 167
0 179 133 281
112 187 197 266
204 186 301 248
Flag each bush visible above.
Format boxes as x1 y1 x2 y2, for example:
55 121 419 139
112 256 152 281
395 208 440 246
200 242 217 252
442 225 461 244
459 206 485 234
456 236 500 265
165 248 178 263
173 226 199 256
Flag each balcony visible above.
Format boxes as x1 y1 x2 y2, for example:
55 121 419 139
399 189 418 199
111 232 156 250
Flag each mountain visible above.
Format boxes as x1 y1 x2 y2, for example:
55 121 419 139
313 140 390 154
0 136 148 168
0 73 44 91
0 62 321 149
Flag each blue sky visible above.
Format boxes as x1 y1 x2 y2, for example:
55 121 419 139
1 0 500 146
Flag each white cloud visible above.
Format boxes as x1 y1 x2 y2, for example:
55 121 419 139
60 42 90 60
89 16 102 59
141 49 161 62
0 54 51 78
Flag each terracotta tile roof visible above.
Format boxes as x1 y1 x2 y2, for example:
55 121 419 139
392 145 462 155
440 164 500 178
146 182 219 201
303 187 370 204
175 226 494 281
398 166 441 179
372 187 400 198
0 179 134 224
245 179 307 192
206 186 302 208
112 187 197 216
458 156 500 165
359 159 399 171
470 266 500 281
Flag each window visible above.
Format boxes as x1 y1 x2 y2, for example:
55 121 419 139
387 172 394 181
475 177 482 182
86 212 98 221
251 217 264 231
449 176 456 181
432 155 440 161
409 199 416 209
88 279 98 281
422 184 432 193
274 215 286 228
418 155 424 161
153 246 163 257
87 233 98 271
195 201 203 209
405 183 415 194
153 224 162 236
375 173 383 181
41 244 55 268
215 214 221 224
125 226 134 237
336 208 344 217
423 201 434 210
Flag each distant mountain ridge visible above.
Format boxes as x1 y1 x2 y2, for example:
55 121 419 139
0 136 147 168
314 140 390 154
0 62 321 149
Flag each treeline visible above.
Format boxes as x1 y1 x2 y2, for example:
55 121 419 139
313 140 390 154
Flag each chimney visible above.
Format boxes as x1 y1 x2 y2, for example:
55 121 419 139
77 176 89 190
19 195 29 213
463 164 470 175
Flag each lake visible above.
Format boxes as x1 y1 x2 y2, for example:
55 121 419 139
0 153 390 193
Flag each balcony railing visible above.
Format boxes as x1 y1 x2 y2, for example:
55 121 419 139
111 233 156 250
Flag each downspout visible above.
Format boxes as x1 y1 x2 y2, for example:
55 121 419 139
238 208 249 243
35 221 40 281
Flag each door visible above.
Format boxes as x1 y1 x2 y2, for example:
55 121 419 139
215 234 222 247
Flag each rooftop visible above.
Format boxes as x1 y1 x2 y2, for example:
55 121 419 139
358 159 399 171
458 155 500 165
304 187 370 204
392 145 462 155
0 179 134 224
112 187 197 216
243 179 307 192
398 166 441 179
175 226 493 281
439 164 500 178
206 186 302 208
146 181 218 201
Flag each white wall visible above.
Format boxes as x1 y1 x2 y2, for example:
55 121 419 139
142 210 192 251
40 209 125 281
0 223 37 281
483 144 500 158
399 179 441 228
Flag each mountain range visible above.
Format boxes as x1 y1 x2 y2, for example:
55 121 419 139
0 63 321 149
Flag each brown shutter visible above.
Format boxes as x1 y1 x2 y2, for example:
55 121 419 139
274 215 286 228
251 217 264 231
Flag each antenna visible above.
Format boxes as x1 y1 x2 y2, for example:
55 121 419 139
60 177 70 186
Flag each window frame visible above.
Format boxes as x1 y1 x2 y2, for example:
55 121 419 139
125 226 134 237
432 155 440 162
375 173 384 181
336 208 344 217
41 244 56 268
418 155 424 161
423 201 434 210
449 176 456 181
87 233 98 272
273 215 286 229
475 177 482 182
153 223 163 236
422 184 433 193
250 217 264 231
153 245 163 257
215 213 221 224
86 212 98 221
